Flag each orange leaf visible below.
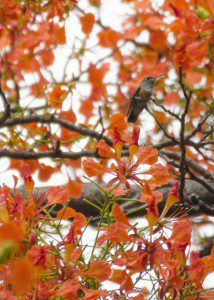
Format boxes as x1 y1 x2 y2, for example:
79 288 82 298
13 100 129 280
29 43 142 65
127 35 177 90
72 213 87 235
136 146 158 165
97 139 115 158
145 164 172 187
60 107 76 123
129 144 139 159
80 13 95 35
154 111 168 123
46 186 70 205
65 243 75 260
146 211 159 231
185 71 203 86
10 257 33 295
146 196 159 231
98 29 120 48
88 63 110 88
66 178 83 199
52 25 66 44
57 207 76 220
39 49 54 66
109 113 128 130
110 269 134 290
189 259 206 287
114 141 124 158
54 279 82 299
170 219 192 244
143 15 164 30
38 163 55 182
82 288 108 299
84 260 111 281
150 30 167 50
164 92 179 105
107 222 132 243
0 221 24 243
83 158 107 177
48 86 67 109
112 203 130 225
0 203 9 223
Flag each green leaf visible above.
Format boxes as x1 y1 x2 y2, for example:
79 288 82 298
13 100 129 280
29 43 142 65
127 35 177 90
197 6 210 19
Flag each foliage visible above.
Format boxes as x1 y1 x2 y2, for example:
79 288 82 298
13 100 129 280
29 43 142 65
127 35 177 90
0 0 212 180
0 0 213 299
0 165 213 299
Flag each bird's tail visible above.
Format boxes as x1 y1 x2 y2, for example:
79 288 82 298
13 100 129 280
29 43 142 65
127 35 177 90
127 109 139 123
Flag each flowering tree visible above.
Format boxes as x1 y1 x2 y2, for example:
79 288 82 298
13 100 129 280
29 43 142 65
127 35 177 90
0 0 213 299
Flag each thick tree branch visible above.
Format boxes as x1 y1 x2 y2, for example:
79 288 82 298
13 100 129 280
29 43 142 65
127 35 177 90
0 115 113 145
178 62 192 203
0 149 98 160
0 72 11 124
15 179 214 222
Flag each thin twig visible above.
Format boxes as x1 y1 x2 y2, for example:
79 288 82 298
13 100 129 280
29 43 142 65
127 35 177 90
150 98 181 120
160 150 213 181
185 162 214 194
185 112 211 141
146 107 178 143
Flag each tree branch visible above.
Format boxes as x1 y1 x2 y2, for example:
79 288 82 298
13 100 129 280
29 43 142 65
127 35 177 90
0 115 113 145
178 62 192 203
14 179 214 222
0 72 11 124
0 149 98 160
160 150 213 180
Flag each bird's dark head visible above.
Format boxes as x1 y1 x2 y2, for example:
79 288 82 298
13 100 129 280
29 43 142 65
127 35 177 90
141 74 165 91
142 76 155 84
141 76 156 91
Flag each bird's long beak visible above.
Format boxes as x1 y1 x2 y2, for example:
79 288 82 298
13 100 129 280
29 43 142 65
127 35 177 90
154 74 166 79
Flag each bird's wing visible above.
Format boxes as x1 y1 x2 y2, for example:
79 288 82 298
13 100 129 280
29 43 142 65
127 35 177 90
132 87 141 98
127 87 141 122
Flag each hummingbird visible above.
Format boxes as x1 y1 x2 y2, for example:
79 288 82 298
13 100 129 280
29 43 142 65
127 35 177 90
127 74 165 123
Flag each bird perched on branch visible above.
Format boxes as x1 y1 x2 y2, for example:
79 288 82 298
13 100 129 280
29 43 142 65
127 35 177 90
127 74 165 123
